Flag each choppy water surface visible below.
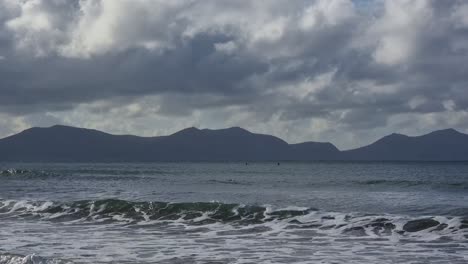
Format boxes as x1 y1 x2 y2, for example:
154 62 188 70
0 162 467 263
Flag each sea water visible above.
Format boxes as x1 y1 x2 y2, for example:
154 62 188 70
0 162 467 263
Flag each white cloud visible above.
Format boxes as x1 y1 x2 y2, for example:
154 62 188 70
278 69 336 100
300 0 356 30
0 113 36 138
408 96 427 110
443 99 456 111
367 0 433 65
451 3 468 29
214 41 237 55
60 0 187 57
2 0 359 59
5 0 69 56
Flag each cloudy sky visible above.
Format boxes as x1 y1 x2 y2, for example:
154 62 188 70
0 0 468 149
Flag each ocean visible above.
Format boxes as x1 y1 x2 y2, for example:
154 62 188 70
0 162 467 264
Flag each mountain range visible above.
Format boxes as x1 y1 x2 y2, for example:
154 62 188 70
0 125 467 162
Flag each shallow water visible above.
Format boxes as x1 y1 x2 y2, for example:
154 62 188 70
0 162 467 263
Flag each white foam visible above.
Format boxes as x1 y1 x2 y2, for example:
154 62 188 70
1 198 467 263
0 253 71 264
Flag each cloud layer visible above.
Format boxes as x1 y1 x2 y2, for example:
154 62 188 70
1 0 468 149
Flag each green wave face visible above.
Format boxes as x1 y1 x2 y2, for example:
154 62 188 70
0 199 314 225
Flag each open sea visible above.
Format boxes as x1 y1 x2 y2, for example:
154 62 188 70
0 162 467 264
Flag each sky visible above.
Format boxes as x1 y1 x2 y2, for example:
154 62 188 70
0 0 468 150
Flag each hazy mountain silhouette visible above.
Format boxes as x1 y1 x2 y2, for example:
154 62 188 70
342 128 468 161
0 125 467 162
0 125 339 162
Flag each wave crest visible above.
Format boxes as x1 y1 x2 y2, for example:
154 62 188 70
1 199 467 241
0 169 52 178
0 199 313 225
0 253 71 264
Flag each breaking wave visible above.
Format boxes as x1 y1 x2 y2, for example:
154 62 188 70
0 169 33 176
1 199 467 241
0 199 313 225
0 253 71 264
0 169 53 178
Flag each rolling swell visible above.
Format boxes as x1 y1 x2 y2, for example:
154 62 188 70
0 169 34 176
0 253 71 264
0 199 313 225
352 179 468 189
0 169 53 178
1 199 467 241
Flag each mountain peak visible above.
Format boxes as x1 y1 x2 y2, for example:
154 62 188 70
429 128 461 135
223 126 251 133
50 124 70 128
388 132 406 137
375 132 408 143
18 125 112 139
27 125 89 131
170 127 200 136
48 125 83 131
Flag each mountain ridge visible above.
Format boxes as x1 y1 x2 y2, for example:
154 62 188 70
0 125 467 162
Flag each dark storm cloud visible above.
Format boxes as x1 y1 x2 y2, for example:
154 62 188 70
0 32 268 114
